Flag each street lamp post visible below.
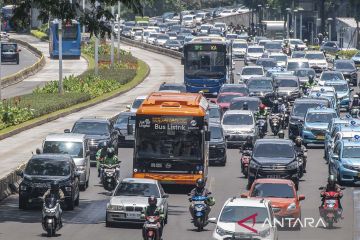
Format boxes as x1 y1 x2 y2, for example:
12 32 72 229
286 8 291 39
293 9 298 39
258 4 262 36
117 1 121 61
82 0 86 33
0 13 2 100
58 20 63 94
298 8 304 40
110 6 115 66
327 18 333 41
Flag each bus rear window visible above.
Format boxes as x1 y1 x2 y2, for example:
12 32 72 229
63 25 78 40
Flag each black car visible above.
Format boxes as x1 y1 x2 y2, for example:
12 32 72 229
229 96 261 112
18 154 80 210
274 76 301 101
248 139 300 190
66 117 119 164
1 43 20 64
114 111 135 147
209 123 227 166
246 77 274 106
333 59 358 86
288 98 330 139
159 83 186 92
219 83 249 96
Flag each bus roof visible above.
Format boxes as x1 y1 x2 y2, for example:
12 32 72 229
190 36 226 44
137 92 208 116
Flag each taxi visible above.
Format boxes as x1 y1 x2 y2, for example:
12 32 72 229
308 92 339 115
329 137 360 184
302 107 338 145
325 81 353 111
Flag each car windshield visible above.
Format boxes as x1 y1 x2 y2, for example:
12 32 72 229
248 48 264 53
201 25 211 30
342 146 360 158
220 86 248 94
277 79 298 87
116 115 129 125
290 40 304 45
1 44 16 52
132 98 145 109
292 52 305 58
293 102 327 117
220 206 269 223
209 107 221 118
114 182 160 197
305 53 325 60
270 55 287 62
72 122 109 135
233 43 247 48
247 79 272 89
251 183 295 198
210 126 223 140
217 95 242 103
321 72 344 81
287 62 310 71
183 16 193 21
253 143 294 158
327 83 348 92
25 159 70 176
158 35 169 40
335 62 355 70
265 43 282 49
294 69 316 77
43 141 83 158
242 68 263 75
306 112 337 123
258 60 276 68
223 114 253 125
230 100 259 111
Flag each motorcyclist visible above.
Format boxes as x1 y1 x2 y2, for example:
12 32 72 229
142 196 165 239
42 181 65 227
96 141 108 177
294 136 307 173
255 104 269 132
241 136 254 152
189 178 212 220
278 130 285 139
242 102 249 110
320 175 343 214
294 44 299 51
99 148 120 181
304 75 316 93
271 100 280 114
350 94 360 109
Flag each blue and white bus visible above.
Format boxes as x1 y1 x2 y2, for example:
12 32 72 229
182 36 233 95
49 19 81 59
1 5 15 32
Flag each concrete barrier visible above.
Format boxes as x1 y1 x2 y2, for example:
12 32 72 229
1 38 46 88
208 12 253 27
0 162 26 201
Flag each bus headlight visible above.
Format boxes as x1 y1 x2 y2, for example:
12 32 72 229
133 168 138 173
198 171 203 174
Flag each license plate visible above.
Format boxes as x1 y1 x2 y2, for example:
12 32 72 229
326 199 336 204
125 135 134 140
267 175 281 179
144 223 158 228
126 212 140 219
193 201 204 204
316 135 325 140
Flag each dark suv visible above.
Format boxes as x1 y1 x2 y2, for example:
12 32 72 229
18 154 80 210
209 123 227 166
1 43 20 64
248 139 300 190
66 117 119 164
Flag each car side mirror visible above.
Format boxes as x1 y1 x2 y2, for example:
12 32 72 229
350 88 354 92
126 105 131 110
298 195 305 201
163 194 169 198
64 129 71 133
332 154 339 160
319 187 325 190
205 131 211 141
127 124 134 135
16 170 24 178
240 193 248 198
340 187 345 190
208 217 217 223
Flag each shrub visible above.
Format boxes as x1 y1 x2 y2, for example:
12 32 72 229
30 30 49 41
0 101 34 129
337 50 358 59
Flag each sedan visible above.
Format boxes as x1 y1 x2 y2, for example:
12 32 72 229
164 40 183 51
106 178 169 226
333 59 358 86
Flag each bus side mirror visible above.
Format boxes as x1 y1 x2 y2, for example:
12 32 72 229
127 124 134 135
205 131 211 141
181 57 184 65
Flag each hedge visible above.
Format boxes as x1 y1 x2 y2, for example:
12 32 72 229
30 30 49 41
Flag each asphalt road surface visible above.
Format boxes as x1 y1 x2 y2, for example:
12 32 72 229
1 44 39 79
0 49 357 240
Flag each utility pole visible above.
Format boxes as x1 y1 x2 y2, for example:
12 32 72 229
110 6 115 66
95 0 99 75
286 8 291 39
58 20 63 94
82 0 86 33
117 1 121 61
294 9 298 39
0 12 2 100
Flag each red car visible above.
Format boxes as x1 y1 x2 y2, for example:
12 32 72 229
215 92 246 112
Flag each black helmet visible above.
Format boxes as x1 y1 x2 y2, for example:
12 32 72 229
99 141 108 150
148 195 157 207
50 181 60 191
308 75 314 83
328 175 336 187
273 100 279 106
246 136 252 143
295 136 302 146
107 148 115 158
243 102 249 110
196 178 206 189
278 130 285 139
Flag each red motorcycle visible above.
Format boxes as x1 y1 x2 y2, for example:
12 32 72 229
143 215 162 240
318 187 344 228
240 150 252 178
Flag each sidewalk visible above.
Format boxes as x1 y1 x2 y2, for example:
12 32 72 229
3 34 88 98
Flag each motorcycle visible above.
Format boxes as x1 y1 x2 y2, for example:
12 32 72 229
240 150 252 178
143 215 162 240
42 194 62 237
318 187 344 228
257 115 267 138
350 106 360 118
100 164 119 191
270 114 281 136
297 151 307 178
189 195 210 231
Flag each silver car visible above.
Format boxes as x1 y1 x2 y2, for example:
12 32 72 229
222 110 258 148
106 178 169 225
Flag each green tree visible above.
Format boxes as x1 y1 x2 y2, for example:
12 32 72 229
349 0 360 48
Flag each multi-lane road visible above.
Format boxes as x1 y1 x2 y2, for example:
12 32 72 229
0 44 358 240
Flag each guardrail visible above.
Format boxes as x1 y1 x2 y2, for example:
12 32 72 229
120 37 182 60
1 38 46 88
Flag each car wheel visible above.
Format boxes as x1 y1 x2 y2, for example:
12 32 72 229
79 184 86 191
164 213 168 224
337 172 343 186
67 198 75 210
19 197 27 210
75 194 80 207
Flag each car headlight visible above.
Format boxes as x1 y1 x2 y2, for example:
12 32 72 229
287 202 297 211
343 163 356 170
65 186 72 192
286 161 298 170
259 227 271 237
216 226 233 236
20 185 27 191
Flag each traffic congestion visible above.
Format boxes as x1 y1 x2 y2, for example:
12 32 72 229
2 3 360 240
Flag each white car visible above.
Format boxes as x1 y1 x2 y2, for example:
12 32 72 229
147 33 159 44
133 31 143 41
239 66 264 82
195 12 206 24
269 53 288 68
221 110 258 148
245 46 265 65
232 40 248 60
127 95 147 113
182 15 196 28
210 197 278 240
214 22 227 32
155 34 170 47
305 51 328 73
285 38 308 51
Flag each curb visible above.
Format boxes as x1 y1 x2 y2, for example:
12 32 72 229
0 60 150 201
1 38 46 89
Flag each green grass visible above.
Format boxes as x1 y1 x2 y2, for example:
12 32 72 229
30 30 48 41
